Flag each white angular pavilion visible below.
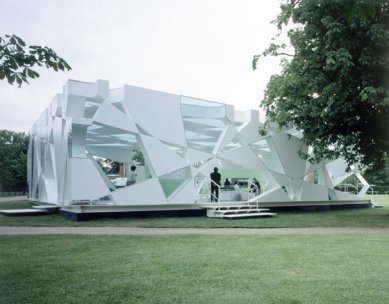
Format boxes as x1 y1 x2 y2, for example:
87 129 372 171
28 79 370 217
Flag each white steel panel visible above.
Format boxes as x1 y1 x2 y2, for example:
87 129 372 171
111 178 167 205
70 158 110 201
140 134 188 177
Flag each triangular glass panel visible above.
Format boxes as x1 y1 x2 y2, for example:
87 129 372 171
159 166 191 199
221 134 243 152
181 96 228 153
250 137 285 174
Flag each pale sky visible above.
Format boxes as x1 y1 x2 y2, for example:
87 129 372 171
0 0 283 132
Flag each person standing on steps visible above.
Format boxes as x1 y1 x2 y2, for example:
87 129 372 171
210 167 221 202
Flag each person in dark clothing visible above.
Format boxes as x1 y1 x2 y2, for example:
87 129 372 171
224 178 231 187
250 178 261 194
210 167 221 202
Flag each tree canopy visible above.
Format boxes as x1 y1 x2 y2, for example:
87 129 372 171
0 130 28 192
253 0 389 169
0 34 71 86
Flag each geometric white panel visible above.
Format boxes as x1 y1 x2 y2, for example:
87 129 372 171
237 110 261 143
289 180 304 200
327 158 349 178
111 178 166 205
334 190 361 201
185 148 213 164
300 182 329 201
93 101 138 133
140 134 188 177
28 79 370 208
271 133 307 178
219 145 266 170
256 187 291 202
168 180 196 204
70 158 111 201
123 85 187 146
218 125 239 151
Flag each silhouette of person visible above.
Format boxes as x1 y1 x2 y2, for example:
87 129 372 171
250 178 261 194
210 167 221 202
126 165 137 186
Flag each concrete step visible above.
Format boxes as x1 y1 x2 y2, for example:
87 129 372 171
213 209 270 214
32 205 60 213
207 206 269 211
0 209 48 215
221 212 277 219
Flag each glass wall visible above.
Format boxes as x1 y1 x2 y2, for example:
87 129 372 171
85 122 153 191
250 137 285 174
304 168 326 186
181 96 228 154
159 166 191 199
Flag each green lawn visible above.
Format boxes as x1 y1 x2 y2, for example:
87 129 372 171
1 197 388 303
0 195 388 228
1 234 388 304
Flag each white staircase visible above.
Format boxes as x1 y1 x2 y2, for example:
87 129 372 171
199 201 276 219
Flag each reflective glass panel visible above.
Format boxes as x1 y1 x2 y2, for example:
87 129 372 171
304 168 326 186
221 134 242 152
159 166 191 199
181 96 228 153
250 138 285 174
85 122 153 193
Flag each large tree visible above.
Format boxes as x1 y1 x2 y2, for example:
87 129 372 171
363 153 389 186
0 130 28 192
253 0 389 169
0 34 71 86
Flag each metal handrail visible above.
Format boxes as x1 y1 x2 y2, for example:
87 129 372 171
337 183 358 194
209 179 221 204
248 181 260 209
366 185 376 195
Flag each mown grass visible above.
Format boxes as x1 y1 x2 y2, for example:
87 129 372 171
1 234 388 304
0 195 388 228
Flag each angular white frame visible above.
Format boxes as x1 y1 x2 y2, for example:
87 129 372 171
27 79 370 208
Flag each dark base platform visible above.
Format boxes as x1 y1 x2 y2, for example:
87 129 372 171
60 208 206 222
268 202 372 212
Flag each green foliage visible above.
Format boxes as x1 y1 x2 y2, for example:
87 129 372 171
95 157 120 175
254 0 389 169
363 153 389 186
0 130 28 192
0 34 71 86
132 149 145 165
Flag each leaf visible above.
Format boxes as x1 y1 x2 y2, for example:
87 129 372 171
16 75 23 86
0 34 69 87
57 61 64 71
258 0 388 168
6 73 16 85
14 35 26 47
27 68 35 78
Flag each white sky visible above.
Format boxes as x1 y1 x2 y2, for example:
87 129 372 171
0 0 283 132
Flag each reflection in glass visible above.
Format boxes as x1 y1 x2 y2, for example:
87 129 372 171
250 138 285 174
221 134 242 152
304 168 326 186
85 122 153 193
159 166 191 199
181 96 228 154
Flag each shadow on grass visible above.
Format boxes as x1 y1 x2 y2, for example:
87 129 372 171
1 196 388 228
